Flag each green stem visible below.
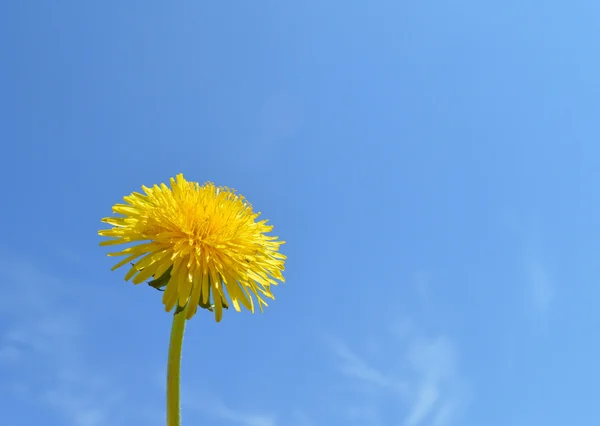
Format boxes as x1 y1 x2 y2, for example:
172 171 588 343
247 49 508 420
167 305 189 426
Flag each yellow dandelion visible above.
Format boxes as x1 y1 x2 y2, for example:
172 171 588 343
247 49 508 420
98 173 286 322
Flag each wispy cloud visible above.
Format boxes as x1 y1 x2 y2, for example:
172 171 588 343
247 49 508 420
0 257 150 426
526 258 554 317
211 402 276 426
184 390 277 426
513 221 557 324
327 330 468 426
287 409 315 426
521 227 556 326
328 337 407 393
405 337 466 426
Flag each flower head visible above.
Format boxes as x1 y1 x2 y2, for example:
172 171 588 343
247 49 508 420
99 174 286 322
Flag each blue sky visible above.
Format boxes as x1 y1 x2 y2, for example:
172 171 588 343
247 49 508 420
2 1 600 425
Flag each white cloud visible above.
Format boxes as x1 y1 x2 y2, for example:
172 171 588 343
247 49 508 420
0 256 279 426
518 224 556 322
45 388 108 426
0 257 145 426
183 390 277 426
211 402 277 426
527 259 554 316
288 409 315 426
405 337 465 426
405 383 439 426
327 332 468 426
328 337 407 392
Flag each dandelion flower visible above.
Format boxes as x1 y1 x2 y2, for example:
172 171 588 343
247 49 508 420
99 173 286 322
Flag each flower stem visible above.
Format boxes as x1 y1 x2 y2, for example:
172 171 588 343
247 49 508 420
167 305 189 426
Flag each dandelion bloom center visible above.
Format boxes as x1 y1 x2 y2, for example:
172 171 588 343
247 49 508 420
99 174 286 321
